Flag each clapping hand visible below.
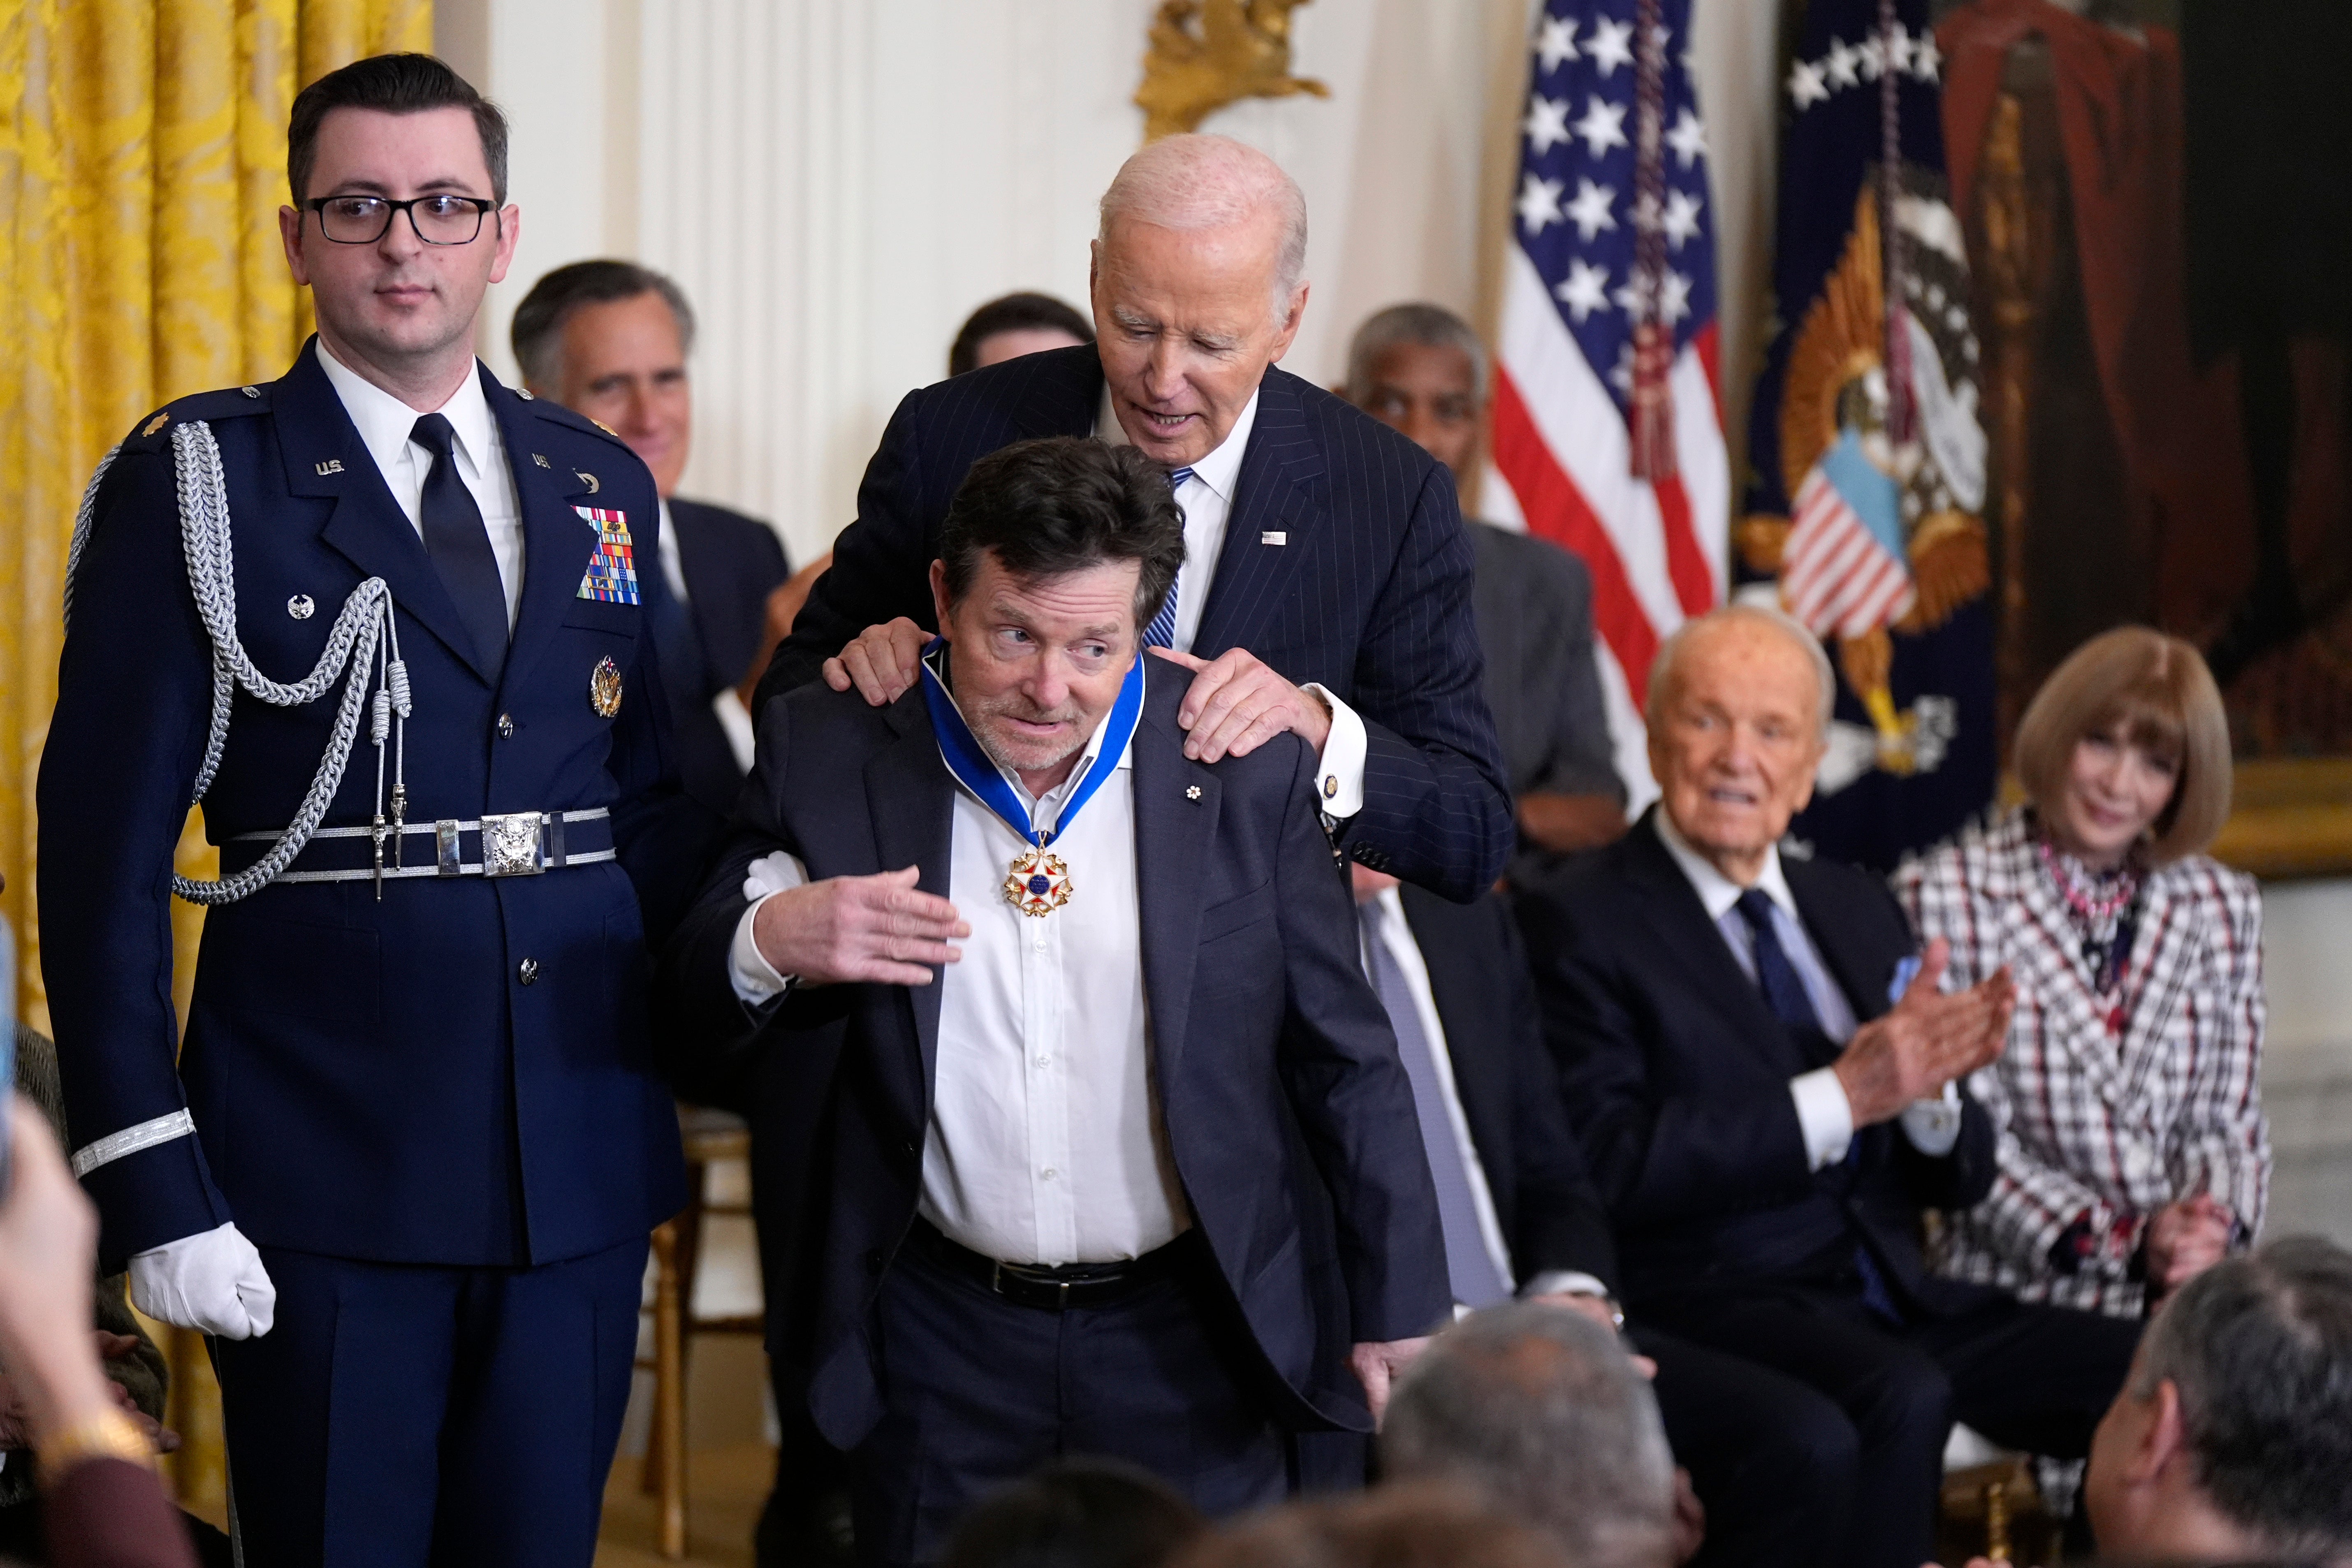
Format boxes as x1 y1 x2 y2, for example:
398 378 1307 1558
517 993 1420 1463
1833 941 2014 1126
2146 1194 2233 1296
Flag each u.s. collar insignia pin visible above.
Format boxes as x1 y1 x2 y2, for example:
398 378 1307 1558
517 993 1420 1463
589 655 624 718
1186 785 1202 801
314 458 344 475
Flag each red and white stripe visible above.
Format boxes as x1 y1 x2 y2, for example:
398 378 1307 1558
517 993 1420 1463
1781 465 1915 640
1485 244 1727 806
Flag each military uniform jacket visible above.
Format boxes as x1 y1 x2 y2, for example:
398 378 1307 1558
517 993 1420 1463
39 341 692 1271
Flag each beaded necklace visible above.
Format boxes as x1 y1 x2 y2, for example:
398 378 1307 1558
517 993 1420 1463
2035 831 2142 1029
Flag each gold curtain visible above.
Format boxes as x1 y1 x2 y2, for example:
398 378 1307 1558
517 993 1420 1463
0 0 431 1518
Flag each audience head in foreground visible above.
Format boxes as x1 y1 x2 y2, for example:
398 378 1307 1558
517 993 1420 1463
950 292 1096 378
1343 301 1489 477
1382 1302 1676 1568
1645 602 1833 887
511 258 699 497
2086 1236 2352 1565
1173 1484 1568 1568
1092 133 1310 468
941 1457 1204 1568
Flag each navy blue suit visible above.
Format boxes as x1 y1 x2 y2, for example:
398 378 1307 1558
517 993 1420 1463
660 669 1449 1560
658 496 789 818
39 342 693 1567
758 345 1511 903
1514 815 2140 1568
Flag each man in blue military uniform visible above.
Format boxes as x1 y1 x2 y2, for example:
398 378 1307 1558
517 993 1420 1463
37 53 693 1567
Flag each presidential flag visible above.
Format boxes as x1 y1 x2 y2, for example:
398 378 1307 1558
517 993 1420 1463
1741 0 1996 871
1485 0 1726 805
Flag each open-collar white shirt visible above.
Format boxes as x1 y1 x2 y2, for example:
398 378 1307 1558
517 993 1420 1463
314 338 524 628
728 665 1186 1265
1094 384 1368 820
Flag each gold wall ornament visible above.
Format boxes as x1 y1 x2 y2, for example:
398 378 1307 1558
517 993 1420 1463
1135 0 1327 144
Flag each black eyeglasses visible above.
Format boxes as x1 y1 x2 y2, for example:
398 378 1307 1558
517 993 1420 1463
306 194 498 246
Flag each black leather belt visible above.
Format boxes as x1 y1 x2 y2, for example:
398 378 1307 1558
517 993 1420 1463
908 1218 1192 1313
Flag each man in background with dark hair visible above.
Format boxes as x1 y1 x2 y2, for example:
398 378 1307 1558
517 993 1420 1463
41 53 692 1566
2085 1235 2352 1563
948 292 1096 379
514 259 791 817
661 435 1446 1566
1341 303 1624 873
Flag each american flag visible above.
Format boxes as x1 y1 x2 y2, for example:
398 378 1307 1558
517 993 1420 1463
1782 430 1917 639
1488 0 1725 803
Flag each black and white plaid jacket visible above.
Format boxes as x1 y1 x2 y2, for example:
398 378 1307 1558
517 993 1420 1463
1892 810 2270 1318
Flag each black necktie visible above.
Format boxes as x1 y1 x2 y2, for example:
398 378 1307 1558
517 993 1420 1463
410 413 508 681
1735 887 1902 1320
1734 888 1835 1067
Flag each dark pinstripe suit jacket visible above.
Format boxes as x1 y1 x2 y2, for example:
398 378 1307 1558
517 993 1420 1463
758 346 1512 901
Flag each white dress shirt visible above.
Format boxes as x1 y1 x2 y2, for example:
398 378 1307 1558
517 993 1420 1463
729 674 1186 1265
1357 888 1606 1306
1651 813 1961 1170
314 338 524 628
1094 386 1369 819
656 496 759 772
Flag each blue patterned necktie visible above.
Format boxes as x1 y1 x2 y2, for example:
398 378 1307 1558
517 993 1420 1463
1360 901 1513 1309
1142 465 1194 649
410 413 509 681
1732 888 1902 1323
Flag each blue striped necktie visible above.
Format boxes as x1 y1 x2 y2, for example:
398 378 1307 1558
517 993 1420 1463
1142 465 1194 649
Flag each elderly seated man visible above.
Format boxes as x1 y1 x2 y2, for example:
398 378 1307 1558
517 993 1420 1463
1513 605 2143 1568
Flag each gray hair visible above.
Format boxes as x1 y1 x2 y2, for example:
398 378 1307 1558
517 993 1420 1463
1645 602 1836 740
1344 303 1490 410
1098 134 1308 330
2129 1236 2352 1559
510 259 697 393
1383 1302 1676 1568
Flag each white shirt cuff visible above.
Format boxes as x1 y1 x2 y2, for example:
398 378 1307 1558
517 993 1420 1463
1900 1081 1965 1156
1300 683 1367 820
714 688 756 775
1522 1270 1610 1302
1791 1068 1856 1171
729 851 808 1004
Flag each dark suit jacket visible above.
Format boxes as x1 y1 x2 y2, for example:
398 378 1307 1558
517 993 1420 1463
660 497 790 816
1397 885 1618 1292
758 345 1512 902
1513 811 1998 1314
661 666 1451 1449
1467 522 1621 806
41 342 692 1269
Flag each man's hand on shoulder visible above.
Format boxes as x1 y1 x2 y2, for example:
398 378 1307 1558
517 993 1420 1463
1832 940 2014 1128
1150 646 1332 762
823 617 931 706
1348 1334 1430 1428
752 866 968 988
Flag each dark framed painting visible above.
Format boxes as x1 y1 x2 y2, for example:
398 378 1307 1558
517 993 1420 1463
1931 0 2352 873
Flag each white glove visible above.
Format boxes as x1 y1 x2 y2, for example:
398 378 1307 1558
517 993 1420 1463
129 1222 276 1339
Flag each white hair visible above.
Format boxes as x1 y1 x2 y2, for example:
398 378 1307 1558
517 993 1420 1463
1645 603 1837 739
1098 134 1308 329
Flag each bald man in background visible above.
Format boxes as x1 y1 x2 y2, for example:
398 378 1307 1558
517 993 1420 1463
513 260 791 818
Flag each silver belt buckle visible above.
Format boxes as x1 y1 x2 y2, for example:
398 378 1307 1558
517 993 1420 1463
479 811 545 878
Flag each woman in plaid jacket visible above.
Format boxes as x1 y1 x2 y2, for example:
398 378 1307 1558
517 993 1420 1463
1893 628 2269 1319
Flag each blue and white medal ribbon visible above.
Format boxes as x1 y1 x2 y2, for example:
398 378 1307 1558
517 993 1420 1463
918 640 1147 917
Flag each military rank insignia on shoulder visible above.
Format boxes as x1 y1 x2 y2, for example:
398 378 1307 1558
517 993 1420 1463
575 507 640 605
